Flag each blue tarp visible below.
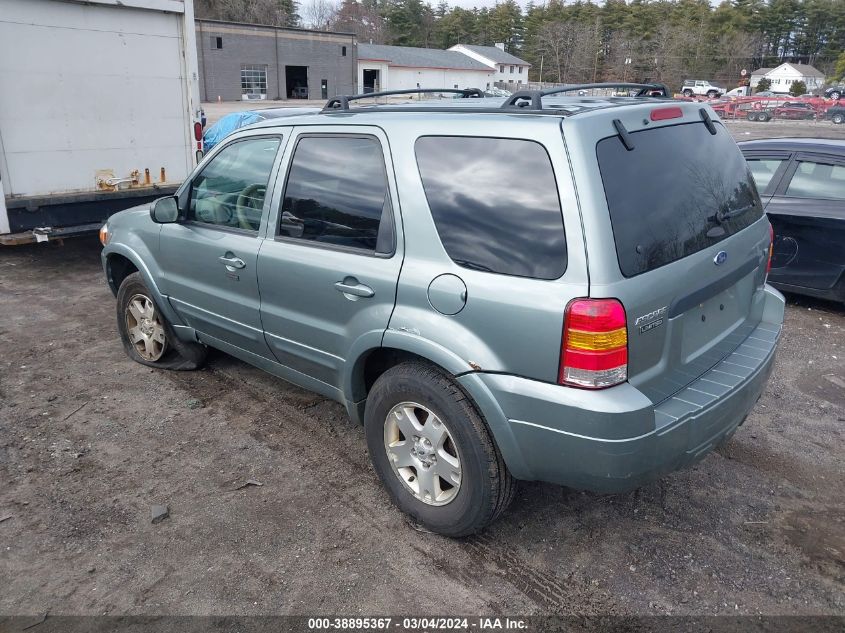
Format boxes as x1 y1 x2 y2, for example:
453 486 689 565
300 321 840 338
203 111 263 152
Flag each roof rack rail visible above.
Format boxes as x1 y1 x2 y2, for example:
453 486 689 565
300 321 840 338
324 88 484 111
503 82 670 110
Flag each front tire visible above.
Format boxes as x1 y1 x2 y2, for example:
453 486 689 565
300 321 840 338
116 272 207 370
364 362 515 537
832 113 844 124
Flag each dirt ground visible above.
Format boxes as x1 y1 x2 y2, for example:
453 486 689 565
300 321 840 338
1 231 843 618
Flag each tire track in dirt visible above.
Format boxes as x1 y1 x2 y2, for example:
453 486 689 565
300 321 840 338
162 357 619 614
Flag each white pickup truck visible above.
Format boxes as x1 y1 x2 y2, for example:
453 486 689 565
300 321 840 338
680 80 725 98
0 0 204 245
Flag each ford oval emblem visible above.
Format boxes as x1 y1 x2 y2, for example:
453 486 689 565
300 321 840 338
714 250 728 266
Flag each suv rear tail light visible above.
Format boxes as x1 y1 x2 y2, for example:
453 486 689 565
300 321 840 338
559 298 628 389
766 223 774 276
193 122 203 142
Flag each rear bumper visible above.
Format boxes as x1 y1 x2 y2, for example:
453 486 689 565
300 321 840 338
459 285 785 492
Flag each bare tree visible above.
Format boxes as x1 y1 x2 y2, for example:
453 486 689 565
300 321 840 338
302 0 338 31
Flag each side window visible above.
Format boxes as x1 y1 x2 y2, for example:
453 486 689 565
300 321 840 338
746 158 787 193
188 137 281 231
785 160 845 200
415 136 566 279
279 136 393 253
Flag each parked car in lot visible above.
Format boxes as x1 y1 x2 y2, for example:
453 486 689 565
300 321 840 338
680 79 724 97
824 85 843 100
100 86 783 536
747 101 817 122
741 138 845 305
826 104 845 124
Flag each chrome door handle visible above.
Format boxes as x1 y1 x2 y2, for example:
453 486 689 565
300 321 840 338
218 255 246 269
334 279 374 298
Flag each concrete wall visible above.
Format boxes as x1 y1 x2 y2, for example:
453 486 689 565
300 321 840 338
197 20 356 101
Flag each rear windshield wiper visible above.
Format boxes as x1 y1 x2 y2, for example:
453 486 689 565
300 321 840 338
710 204 756 225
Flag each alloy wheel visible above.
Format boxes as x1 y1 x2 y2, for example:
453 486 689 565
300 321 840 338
125 294 167 361
383 402 462 506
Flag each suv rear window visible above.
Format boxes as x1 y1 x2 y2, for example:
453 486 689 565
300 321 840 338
415 136 566 279
597 121 763 277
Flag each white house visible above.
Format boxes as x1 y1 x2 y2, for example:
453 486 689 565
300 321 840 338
749 62 826 93
357 44 495 93
449 43 531 85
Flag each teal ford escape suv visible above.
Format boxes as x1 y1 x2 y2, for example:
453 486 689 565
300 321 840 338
101 86 784 536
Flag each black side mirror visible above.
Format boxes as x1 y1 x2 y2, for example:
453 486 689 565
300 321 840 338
150 196 180 224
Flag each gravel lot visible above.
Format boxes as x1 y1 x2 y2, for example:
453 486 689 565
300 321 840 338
0 114 843 621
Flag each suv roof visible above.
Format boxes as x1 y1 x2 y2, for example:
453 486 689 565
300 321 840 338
244 84 684 131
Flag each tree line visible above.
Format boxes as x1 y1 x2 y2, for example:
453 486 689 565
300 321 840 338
196 0 845 90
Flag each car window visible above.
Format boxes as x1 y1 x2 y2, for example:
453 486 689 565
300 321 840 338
786 161 845 200
746 158 787 192
279 136 394 254
597 121 763 277
415 136 566 280
189 137 280 231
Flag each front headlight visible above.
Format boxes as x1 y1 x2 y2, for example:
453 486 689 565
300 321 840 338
99 224 110 246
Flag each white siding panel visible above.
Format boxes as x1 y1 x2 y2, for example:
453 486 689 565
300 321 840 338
0 0 193 196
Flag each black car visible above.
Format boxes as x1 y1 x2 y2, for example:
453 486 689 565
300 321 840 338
824 85 843 100
740 138 845 305
826 104 845 124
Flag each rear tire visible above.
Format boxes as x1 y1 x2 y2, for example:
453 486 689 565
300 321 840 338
682 89 693 97
830 91 841 101
364 362 515 537
832 113 845 124
116 272 207 370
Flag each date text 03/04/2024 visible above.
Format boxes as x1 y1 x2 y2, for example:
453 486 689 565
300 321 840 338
307 617 528 630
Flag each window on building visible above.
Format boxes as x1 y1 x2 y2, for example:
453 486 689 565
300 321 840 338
510 65 515 73
518 66 523 74
342 46 347 56
188 137 281 232
786 161 845 200
279 136 394 253
415 136 567 279
453 84 459 89
241 65 268 98
214 36 222 49
499 65 505 73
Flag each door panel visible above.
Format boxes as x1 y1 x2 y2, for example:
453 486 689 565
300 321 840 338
158 135 284 358
160 226 270 354
258 128 403 392
766 153 845 292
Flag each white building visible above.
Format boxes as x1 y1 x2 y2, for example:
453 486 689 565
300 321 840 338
357 44 494 93
749 62 826 94
449 43 531 85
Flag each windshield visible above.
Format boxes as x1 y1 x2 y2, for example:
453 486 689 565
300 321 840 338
596 121 764 277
